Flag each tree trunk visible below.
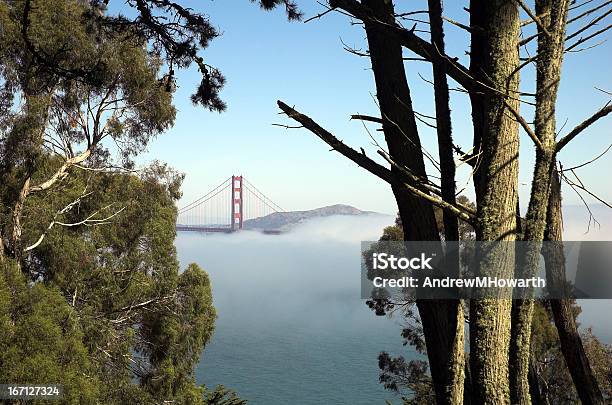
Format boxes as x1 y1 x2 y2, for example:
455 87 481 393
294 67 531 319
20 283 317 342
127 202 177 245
509 2 570 402
527 357 550 405
542 169 604 404
10 177 31 261
468 1 521 403
361 1 464 403
428 1 466 402
2 92 52 264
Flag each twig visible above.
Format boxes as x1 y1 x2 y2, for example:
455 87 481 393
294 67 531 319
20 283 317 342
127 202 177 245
562 142 612 170
304 5 336 23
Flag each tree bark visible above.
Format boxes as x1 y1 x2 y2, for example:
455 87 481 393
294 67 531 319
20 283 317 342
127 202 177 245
542 169 604 404
360 1 464 403
428 1 466 402
3 92 53 263
468 1 521 403
509 2 570 402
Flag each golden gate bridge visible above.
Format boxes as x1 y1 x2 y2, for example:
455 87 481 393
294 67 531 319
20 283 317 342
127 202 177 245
176 175 284 232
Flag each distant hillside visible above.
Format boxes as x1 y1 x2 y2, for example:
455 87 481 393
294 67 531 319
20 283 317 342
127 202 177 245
243 204 377 230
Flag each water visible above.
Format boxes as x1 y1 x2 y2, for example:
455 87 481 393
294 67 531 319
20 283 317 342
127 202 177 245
176 214 410 404
176 209 611 404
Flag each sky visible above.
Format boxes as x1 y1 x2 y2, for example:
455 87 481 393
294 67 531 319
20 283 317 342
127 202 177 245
129 1 612 216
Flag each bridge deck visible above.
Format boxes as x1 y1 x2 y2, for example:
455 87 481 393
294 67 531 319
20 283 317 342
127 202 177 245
176 226 235 233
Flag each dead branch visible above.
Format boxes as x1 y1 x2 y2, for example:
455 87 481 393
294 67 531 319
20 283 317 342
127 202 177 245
565 23 612 50
304 5 336 23
351 114 383 124
570 0 598 12
341 39 370 57
521 10 551 26
567 0 612 24
110 294 175 316
556 102 612 151
561 169 612 208
561 173 601 232
329 0 475 91
442 16 480 33
595 86 612 96
25 199 125 253
566 7 612 41
504 100 545 150
29 149 93 193
277 100 475 224
514 0 553 37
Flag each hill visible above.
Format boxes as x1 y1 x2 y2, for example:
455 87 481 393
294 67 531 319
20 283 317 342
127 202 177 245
242 204 377 231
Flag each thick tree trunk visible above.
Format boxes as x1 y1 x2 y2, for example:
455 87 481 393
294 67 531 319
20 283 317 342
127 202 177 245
542 169 604 404
509 2 570 402
361 1 464 403
468 1 521 403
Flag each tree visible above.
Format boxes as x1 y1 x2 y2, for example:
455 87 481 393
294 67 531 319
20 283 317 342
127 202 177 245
0 163 233 403
0 0 300 402
367 212 611 403
277 1 611 403
0 0 300 263
541 169 605 403
375 294 612 404
365 202 474 404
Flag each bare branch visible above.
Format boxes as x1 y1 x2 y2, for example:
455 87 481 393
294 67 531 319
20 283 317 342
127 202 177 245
25 198 125 253
277 100 475 224
55 205 126 227
566 23 612 51
442 16 479 33
556 102 612 151
29 149 93 193
378 150 477 218
351 114 383 124
566 7 612 41
329 0 475 91
304 4 336 23
563 142 612 170
570 0 597 12
514 0 552 37
567 0 612 24
561 169 612 208
521 10 550 26
504 100 545 150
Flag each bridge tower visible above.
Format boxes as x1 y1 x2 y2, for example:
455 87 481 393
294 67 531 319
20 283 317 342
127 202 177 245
231 175 243 230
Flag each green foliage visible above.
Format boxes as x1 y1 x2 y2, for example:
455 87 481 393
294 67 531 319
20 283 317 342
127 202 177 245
0 260 100 404
0 1 301 404
1 0 299 113
140 263 216 401
203 385 248 405
0 163 244 404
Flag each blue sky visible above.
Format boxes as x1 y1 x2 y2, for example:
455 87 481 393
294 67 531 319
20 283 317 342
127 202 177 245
133 1 612 215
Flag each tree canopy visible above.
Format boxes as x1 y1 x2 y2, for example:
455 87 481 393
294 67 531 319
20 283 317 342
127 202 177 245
0 0 300 402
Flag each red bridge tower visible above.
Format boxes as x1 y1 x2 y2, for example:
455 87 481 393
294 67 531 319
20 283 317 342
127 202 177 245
231 175 243 230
